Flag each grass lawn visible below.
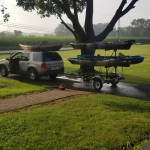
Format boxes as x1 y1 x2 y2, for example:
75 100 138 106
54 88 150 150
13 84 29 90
58 45 150 85
0 94 149 150
0 78 49 99
0 45 149 150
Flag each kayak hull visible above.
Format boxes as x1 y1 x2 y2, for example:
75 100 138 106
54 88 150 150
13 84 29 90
19 44 62 51
68 58 130 67
70 40 135 50
77 55 144 64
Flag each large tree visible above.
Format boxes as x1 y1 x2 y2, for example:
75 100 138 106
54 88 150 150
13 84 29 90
16 0 139 71
14 30 23 37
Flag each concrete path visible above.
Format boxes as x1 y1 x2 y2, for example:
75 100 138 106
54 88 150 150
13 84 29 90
0 89 91 113
140 140 150 150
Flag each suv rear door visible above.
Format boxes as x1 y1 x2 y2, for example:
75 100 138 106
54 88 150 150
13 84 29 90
43 52 63 71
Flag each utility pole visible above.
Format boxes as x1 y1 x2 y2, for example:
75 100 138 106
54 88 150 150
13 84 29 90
118 19 120 43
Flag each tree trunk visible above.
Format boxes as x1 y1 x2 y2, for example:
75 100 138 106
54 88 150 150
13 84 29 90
80 48 96 72
79 0 96 73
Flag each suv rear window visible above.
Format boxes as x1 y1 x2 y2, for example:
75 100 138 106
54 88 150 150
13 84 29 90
33 52 62 62
43 52 62 62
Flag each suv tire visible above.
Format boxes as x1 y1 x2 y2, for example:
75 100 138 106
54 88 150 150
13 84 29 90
28 68 38 81
0 65 9 77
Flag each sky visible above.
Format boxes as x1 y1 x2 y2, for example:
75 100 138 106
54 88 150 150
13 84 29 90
0 0 150 34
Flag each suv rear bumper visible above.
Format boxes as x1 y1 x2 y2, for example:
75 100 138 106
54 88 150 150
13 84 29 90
38 68 64 76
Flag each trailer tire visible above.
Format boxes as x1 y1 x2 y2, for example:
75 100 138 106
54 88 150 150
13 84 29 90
110 78 119 86
49 73 57 79
111 81 119 86
93 79 103 90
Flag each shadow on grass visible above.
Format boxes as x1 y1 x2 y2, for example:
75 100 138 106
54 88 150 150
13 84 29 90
101 96 150 113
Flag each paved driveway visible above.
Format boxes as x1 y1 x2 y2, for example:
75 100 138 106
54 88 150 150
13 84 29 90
2 74 150 101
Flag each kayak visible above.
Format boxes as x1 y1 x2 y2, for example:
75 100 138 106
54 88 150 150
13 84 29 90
70 40 135 50
77 55 144 64
68 58 130 67
19 43 62 51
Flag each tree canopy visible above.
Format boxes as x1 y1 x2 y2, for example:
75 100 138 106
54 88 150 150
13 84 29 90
16 0 139 43
14 30 23 37
0 5 10 22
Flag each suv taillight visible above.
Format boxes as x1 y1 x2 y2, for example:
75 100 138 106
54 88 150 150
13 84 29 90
41 63 46 69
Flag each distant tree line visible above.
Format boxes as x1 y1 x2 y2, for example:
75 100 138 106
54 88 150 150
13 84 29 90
54 18 150 37
0 30 23 37
0 18 149 38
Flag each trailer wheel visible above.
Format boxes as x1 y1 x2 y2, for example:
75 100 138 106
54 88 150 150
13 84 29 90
93 79 103 90
111 81 119 86
49 73 57 79
110 78 119 86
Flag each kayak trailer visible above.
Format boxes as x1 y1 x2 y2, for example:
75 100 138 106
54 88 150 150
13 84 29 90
63 69 125 90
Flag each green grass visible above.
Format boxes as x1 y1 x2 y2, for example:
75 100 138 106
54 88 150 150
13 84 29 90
0 78 49 99
0 94 150 149
58 45 150 85
0 54 10 60
0 45 149 150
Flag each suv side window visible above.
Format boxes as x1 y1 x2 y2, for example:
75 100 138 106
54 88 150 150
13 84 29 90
33 53 42 62
20 53 30 61
11 52 22 59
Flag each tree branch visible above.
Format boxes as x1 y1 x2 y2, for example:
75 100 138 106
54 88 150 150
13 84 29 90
61 0 86 42
121 0 139 17
96 0 139 42
73 0 78 18
61 0 74 20
117 0 127 12
57 14 79 41
52 0 65 12
54 0 86 42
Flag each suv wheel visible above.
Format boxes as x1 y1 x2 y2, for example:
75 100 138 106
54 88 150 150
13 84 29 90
49 73 57 79
28 68 38 81
0 65 9 77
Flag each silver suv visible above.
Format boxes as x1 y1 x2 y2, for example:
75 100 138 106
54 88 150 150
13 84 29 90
0 51 64 80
